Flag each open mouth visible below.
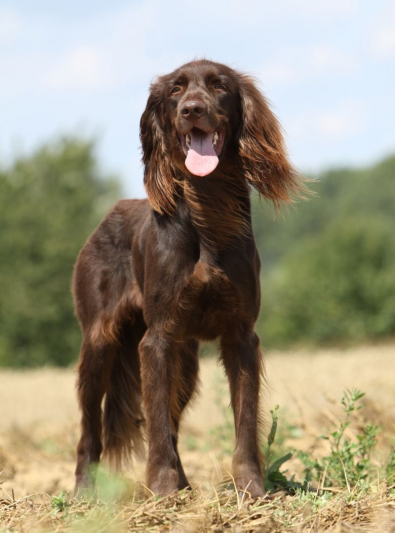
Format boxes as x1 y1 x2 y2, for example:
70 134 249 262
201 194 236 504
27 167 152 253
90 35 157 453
180 128 225 177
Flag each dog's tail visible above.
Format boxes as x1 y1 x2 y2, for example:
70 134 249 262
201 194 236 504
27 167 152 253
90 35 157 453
102 323 145 469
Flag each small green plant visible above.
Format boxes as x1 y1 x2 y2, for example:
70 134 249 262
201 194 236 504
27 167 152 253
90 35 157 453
263 406 306 493
263 388 387 495
51 490 69 515
386 444 395 486
209 378 385 498
298 388 381 489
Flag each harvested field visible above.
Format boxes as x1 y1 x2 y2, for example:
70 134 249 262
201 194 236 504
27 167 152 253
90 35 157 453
1 343 395 532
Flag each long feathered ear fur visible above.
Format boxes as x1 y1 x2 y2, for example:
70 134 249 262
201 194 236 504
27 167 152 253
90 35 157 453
238 75 306 206
140 82 177 215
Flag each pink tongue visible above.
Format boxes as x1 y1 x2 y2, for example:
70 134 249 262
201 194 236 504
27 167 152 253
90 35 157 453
185 131 219 176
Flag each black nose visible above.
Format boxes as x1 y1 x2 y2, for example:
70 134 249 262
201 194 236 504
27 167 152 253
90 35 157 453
180 100 207 119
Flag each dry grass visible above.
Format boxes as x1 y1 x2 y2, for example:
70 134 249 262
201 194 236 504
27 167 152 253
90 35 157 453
1 482 395 532
1 343 395 532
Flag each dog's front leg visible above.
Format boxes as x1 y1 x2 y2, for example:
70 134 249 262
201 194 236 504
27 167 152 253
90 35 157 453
139 330 178 496
221 329 265 499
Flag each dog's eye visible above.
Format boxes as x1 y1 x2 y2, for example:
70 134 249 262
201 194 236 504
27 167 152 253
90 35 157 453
214 83 226 91
170 86 182 95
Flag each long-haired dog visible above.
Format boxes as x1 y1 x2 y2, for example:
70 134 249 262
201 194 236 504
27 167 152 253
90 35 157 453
73 59 304 498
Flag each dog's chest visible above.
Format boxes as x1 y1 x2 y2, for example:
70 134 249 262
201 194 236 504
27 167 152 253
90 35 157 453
176 260 241 340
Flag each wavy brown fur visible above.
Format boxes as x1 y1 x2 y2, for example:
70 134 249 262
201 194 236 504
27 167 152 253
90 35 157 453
73 59 306 498
182 173 250 249
102 321 146 470
238 75 305 205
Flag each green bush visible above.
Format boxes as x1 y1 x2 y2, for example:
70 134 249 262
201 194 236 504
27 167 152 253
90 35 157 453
259 217 395 346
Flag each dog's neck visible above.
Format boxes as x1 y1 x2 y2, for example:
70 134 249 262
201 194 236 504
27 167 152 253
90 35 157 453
181 169 253 253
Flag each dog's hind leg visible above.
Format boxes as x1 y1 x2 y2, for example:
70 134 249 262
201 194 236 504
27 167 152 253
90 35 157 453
170 340 199 490
102 316 146 469
75 340 116 492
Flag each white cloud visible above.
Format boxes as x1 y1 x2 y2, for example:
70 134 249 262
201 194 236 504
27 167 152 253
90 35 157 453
38 2 169 93
259 45 358 88
310 46 356 72
213 0 357 24
0 7 22 44
370 27 395 60
42 46 111 90
0 3 159 96
0 1 362 97
262 64 296 85
368 0 395 60
279 0 358 20
288 103 366 141
317 113 358 137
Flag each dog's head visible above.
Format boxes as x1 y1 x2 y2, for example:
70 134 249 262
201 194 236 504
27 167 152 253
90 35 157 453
140 59 302 214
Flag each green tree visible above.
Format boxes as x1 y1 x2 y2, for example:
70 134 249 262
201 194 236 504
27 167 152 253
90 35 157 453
0 138 120 366
254 155 395 347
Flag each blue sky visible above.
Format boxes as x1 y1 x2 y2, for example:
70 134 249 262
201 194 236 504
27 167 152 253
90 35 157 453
0 0 394 197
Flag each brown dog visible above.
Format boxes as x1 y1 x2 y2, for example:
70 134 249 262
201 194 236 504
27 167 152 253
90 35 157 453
73 59 303 498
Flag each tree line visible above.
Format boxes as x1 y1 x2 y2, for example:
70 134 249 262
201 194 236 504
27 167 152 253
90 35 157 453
0 137 394 366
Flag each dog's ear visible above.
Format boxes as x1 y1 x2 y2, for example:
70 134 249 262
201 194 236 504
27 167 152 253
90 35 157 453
140 81 177 215
238 75 305 206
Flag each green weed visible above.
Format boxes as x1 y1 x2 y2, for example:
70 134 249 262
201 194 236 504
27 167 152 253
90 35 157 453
51 490 69 515
386 444 395 487
203 376 391 500
298 388 381 489
263 406 306 493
